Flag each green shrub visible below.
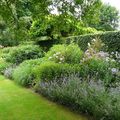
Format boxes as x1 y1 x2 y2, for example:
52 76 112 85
0 59 11 74
45 44 83 64
64 31 120 52
0 47 12 58
5 45 44 64
3 65 16 79
30 15 98 49
12 59 43 87
35 36 60 51
74 27 98 35
0 38 19 47
0 28 19 47
1 47 11 53
30 15 98 38
80 58 113 84
34 62 80 84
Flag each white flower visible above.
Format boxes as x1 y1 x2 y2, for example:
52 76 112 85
55 56 59 58
92 39 96 42
105 57 109 62
0 45 4 48
53 54 56 57
111 59 115 62
111 68 119 74
98 51 109 58
60 57 64 61
48 57 52 60
56 52 61 55
88 43 91 47
111 52 114 55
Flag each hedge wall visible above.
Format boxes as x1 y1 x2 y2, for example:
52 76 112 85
64 31 120 52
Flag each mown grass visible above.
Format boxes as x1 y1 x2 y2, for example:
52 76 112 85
0 75 88 120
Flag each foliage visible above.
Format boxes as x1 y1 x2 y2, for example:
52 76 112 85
34 62 80 84
51 0 102 26
64 31 120 52
30 15 98 39
0 22 19 46
0 1 120 119
3 64 16 79
80 58 114 85
94 3 120 31
80 38 119 85
39 75 120 120
4 45 44 64
45 44 83 64
0 58 11 74
12 59 43 87
0 0 31 42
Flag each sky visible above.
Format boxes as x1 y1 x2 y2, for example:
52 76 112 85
102 0 120 11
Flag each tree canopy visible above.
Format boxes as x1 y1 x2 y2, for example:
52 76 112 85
96 3 120 31
0 0 119 43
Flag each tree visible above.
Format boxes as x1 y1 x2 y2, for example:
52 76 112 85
94 4 120 31
0 0 33 42
51 0 102 26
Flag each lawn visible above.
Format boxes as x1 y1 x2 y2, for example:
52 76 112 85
0 75 88 120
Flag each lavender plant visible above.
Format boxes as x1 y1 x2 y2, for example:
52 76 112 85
38 75 120 120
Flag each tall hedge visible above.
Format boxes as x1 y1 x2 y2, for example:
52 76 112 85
64 31 120 52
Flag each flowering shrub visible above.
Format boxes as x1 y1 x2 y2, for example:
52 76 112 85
45 44 83 64
110 51 120 66
83 38 108 61
48 52 65 63
80 38 119 84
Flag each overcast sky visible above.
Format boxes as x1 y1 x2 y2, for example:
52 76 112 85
102 0 120 11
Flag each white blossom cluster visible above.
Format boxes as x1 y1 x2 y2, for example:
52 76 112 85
48 52 65 63
110 51 120 63
0 45 4 49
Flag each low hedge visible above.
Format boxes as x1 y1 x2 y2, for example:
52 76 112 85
0 38 19 47
4 45 44 64
12 59 44 87
34 62 81 83
0 59 11 74
64 31 120 52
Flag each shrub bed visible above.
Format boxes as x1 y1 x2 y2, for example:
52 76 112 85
4 45 44 64
34 62 81 83
12 59 43 87
0 59 11 74
45 44 83 64
39 75 120 120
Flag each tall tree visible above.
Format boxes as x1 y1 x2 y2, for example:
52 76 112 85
51 0 102 26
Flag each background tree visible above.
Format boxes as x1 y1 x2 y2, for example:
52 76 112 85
93 4 120 31
51 0 102 26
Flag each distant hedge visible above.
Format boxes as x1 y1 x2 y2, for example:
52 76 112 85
64 31 120 52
